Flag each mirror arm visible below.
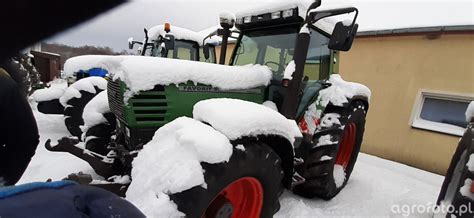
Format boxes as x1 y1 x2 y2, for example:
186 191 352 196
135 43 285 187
309 7 358 24
141 28 149 56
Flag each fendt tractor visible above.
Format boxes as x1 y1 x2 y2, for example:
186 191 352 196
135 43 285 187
46 1 371 217
35 23 218 139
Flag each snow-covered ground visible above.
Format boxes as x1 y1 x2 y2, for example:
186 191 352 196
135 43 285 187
20 105 444 217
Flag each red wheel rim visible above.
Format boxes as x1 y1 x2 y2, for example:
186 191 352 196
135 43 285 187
204 177 263 218
335 122 357 168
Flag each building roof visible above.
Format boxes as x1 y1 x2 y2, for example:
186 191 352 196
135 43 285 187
358 25 474 37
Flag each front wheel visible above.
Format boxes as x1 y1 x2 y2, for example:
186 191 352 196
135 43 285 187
170 142 284 218
294 101 367 199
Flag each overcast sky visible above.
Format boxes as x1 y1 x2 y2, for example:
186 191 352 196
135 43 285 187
47 0 473 52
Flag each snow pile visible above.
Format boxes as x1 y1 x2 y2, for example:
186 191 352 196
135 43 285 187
320 155 332 161
319 113 341 129
148 24 218 46
316 134 335 147
466 101 474 122
30 87 65 102
235 144 245 151
219 11 236 26
318 74 371 107
64 55 272 101
459 179 474 200
235 0 313 22
126 117 233 217
262 100 278 111
467 154 474 172
59 77 107 106
193 98 302 144
283 60 295 80
81 91 110 134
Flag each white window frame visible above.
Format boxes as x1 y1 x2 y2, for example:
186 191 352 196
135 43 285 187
410 89 474 136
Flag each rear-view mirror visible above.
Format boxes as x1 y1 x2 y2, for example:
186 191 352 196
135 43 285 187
328 21 358 51
164 34 175 51
203 45 210 60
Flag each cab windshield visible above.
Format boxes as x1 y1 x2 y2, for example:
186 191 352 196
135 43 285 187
151 40 199 61
232 27 331 80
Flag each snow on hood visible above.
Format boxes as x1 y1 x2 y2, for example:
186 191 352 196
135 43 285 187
148 24 219 46
317 74 371 107
126 117 233 217
59 77 107 107
64 55 272 101
81 90 110 137
466 101 474 122
193 98 302 144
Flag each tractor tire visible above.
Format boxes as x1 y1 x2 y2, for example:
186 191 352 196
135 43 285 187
294 101 366 200
84 112 116 155
436 124 473 218
170 142 284 218
64 88 104 138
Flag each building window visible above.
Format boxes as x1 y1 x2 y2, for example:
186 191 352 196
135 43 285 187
411 90 473 136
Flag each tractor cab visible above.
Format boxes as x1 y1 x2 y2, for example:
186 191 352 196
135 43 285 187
128 23 218 63
225 2 359 119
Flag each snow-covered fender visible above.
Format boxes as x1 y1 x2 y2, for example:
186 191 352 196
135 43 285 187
193 98 302 188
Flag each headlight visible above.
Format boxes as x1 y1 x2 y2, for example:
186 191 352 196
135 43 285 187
282 9 294 18
271 11 281 19
243 16 251 23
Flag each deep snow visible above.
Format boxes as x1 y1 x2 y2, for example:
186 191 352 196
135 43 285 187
20 103 444 217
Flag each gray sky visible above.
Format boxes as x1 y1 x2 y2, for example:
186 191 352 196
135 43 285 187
47 0 473 52
47 0 259 51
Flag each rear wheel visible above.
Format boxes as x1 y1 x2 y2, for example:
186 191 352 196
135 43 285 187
294 101 367 199
170 142 284 218
64 88 103 138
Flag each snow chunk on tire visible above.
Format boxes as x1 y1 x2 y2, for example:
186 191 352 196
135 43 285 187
59 77 107 107
318 74 371 107
126 117 232 217
81 90 110 133
193 98 302 144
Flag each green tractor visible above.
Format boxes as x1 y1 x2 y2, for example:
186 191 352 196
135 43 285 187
47 1 370 216
34 23 219 140
128 22 218 63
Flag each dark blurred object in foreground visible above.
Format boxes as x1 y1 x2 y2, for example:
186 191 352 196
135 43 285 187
0 0 125 62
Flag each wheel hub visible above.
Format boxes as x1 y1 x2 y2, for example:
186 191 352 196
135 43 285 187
335 122 357 168
205 177 263 218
